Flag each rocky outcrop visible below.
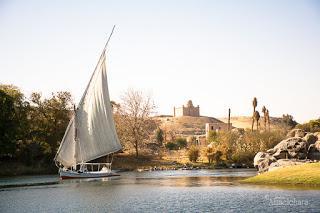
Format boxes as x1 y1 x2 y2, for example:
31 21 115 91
286 129 306 138
304 133 318 146
307 141 320 160
253 152 277 173
273 137 308 159
315 141 320 151
254 129 319 173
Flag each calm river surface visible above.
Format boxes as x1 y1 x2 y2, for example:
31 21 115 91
1 169 320 212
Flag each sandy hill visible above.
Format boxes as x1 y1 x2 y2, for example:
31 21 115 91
155 115 287 137
219 116 285 130
155 116 223 136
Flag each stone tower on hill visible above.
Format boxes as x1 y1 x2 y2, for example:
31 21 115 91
174 100 200 117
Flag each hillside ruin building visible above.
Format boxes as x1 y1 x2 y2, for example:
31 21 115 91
205 123 231 139
174 100 200 117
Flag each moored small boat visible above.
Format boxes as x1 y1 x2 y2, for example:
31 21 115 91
59 170 119 180
59 163 120 179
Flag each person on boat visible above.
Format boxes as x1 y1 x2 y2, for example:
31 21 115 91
79 164 88 173
101 165 110 172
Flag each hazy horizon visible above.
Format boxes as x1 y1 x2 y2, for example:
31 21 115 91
1 0 319 123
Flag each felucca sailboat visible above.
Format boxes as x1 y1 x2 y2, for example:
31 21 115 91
54 26 122 179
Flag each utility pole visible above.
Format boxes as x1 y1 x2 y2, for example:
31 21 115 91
228 108 231 131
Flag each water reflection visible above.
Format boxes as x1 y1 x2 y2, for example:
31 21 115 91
241 183 320 191
3 169 320 191
56 169 320 190
126 176 243 187
1 169 320 212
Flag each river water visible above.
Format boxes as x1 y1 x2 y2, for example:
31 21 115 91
0 169 320 212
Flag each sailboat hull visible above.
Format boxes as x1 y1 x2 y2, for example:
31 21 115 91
59 170 120 179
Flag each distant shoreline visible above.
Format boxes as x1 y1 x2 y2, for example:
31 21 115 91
0 159 255 178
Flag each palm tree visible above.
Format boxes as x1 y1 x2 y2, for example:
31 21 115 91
252 97 257 112
228 108 231 131
251 97 258 131
266 109 270 131
251 111 255 131
253 111 261 131
262 106 267 131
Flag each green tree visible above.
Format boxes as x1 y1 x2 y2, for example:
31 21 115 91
0 90 17 157
155 128 164 146
206 145 214 164
207 129 285 165
207 130 218 143
175 137 187 149
0 84 75 169
165 142 178 150
231 130 285 165
296 119 320 133
28 92 73 153
215 131 239 160
188 146 199 162
213 150 223 164
164 138 187 150
0 85 29 158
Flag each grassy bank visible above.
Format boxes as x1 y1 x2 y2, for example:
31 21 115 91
241 162 320 185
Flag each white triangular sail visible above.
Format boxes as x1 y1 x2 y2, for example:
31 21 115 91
55 117 76 167
75 52 121 163
55 51 122 167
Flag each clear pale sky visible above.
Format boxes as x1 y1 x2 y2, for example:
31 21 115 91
1 0 319 122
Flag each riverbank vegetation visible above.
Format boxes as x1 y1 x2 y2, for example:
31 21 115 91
205 130 286 166
0 85 161 176
241 162 320 185
165 138 187 150
113 89 158 158
296 119 320 133
0 84 287 175
1 84 318 176
0 84 73 175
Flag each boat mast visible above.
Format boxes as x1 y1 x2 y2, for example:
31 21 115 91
73 104 83 168
74 25 116 166
77 25 116 107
